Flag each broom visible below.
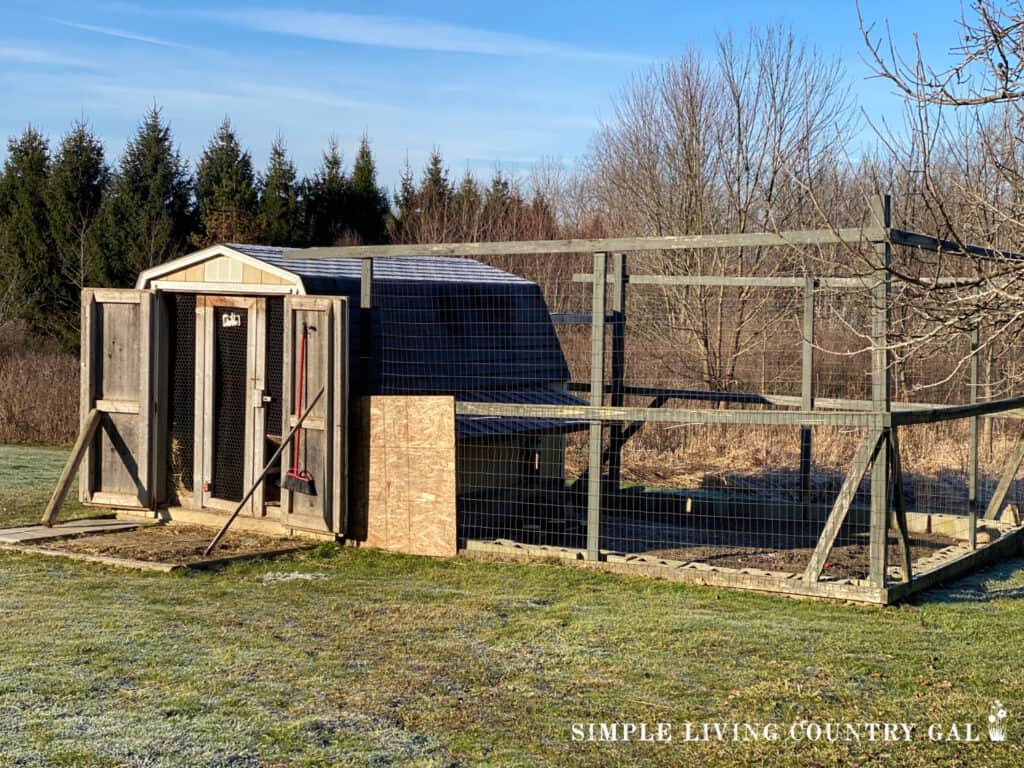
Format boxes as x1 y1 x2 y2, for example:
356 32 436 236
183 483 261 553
283 323 317 496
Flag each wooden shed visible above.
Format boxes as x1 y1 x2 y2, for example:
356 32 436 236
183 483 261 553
74 244 582 548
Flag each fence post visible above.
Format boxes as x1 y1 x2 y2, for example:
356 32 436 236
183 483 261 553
968 314 980 550
359 257 374 394
607 253 628 489
869 194 892 588
587 252 608 561
801 277 816 520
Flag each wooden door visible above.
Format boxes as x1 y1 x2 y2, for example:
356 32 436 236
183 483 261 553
281 296 347 534
79 288 155 508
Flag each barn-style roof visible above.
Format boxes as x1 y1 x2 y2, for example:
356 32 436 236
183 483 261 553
136 244 586 437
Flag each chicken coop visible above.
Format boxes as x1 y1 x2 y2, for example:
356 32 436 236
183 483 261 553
58 193 1024 603
70 244 584 550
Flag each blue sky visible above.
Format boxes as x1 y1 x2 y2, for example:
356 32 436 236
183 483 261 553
0 1 970 191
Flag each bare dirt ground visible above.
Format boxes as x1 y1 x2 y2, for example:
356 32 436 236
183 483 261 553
37 523 308 564
646 532 957 580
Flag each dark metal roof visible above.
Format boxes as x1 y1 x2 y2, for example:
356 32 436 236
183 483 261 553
229 243 572 397
229 244 533 290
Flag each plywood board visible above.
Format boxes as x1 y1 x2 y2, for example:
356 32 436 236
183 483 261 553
355 396 456 557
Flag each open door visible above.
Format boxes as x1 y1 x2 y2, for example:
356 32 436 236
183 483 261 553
281 295 347 534
79 288 155 508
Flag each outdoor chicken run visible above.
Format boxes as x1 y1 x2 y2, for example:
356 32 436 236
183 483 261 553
29 194 1024 602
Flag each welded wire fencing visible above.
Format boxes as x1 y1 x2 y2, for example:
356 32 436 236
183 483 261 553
298 196 1024 601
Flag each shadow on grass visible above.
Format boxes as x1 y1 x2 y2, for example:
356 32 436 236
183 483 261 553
910 557 1024 604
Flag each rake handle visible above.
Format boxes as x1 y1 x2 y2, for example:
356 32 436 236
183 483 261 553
291 324 308 474
205 386 325 557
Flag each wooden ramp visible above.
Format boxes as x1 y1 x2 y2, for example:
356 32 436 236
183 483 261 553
0 519 141 544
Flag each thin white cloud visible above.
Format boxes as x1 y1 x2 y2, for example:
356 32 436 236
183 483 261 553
52 19 186 49
0 45 93 69
232 81 381 112
206 9 637 61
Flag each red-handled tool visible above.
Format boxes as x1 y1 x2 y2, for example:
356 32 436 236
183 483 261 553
282 322 317 496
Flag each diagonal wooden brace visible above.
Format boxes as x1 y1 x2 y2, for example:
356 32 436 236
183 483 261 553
42 408 102 527
803 429 886 583
984 429 1024 521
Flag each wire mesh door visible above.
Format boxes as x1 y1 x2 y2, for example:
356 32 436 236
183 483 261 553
196 296 266 515
211 306 248 502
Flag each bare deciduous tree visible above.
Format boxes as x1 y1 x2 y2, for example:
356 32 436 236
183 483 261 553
586 25 855 391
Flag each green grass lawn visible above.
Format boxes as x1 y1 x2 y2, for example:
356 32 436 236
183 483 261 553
1 445 1023 767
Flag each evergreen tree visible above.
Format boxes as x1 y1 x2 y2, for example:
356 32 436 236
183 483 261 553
416 149 452 241
347 134 388 244
0 126 55 335
99 106 193 283
194 117 259 246
389 156 417 241
304 137 349 246
421 149 452 203
47 120 110 347
452 170 482 240
258 134 302 246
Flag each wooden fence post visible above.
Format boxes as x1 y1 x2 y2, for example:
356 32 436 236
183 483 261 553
801 277 816 520
607 253 627 489
587 252 608 561
869 193 892 588
968 315 980 549
359 257 373 395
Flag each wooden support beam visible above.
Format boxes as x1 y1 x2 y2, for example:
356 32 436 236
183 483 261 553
890 394 1024 425
869 194 892 589
984 429 1024 520
889 428 913 583
286 227 879 260
607 253 627 488
598 396 669 467
800 277 815 520
803 429 886 583
587 252 607 561
968 319 981 549
889 228 1024 262
455 401 884 427
42 409 101 527
564 381 1024 418
358 257 373 394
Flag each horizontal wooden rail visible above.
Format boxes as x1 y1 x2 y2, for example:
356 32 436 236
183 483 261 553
456 401 884 427
285 227 880 260
890 229 1024 261
890 395 1024 425
563 382 1024 419
284 225 1024 265
572 274 879 288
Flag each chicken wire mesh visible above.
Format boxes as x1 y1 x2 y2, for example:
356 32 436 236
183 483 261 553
356 240 1022 589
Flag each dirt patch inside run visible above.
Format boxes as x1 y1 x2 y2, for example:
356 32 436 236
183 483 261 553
36 524 310 564
646 532 958 581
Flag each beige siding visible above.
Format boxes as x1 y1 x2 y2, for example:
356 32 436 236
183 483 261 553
160 255 291 286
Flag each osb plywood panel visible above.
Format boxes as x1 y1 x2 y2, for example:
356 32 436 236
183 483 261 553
357 396 456 557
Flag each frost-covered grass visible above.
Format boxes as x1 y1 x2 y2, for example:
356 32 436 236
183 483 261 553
1 448 1023 766
0 444 93 526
